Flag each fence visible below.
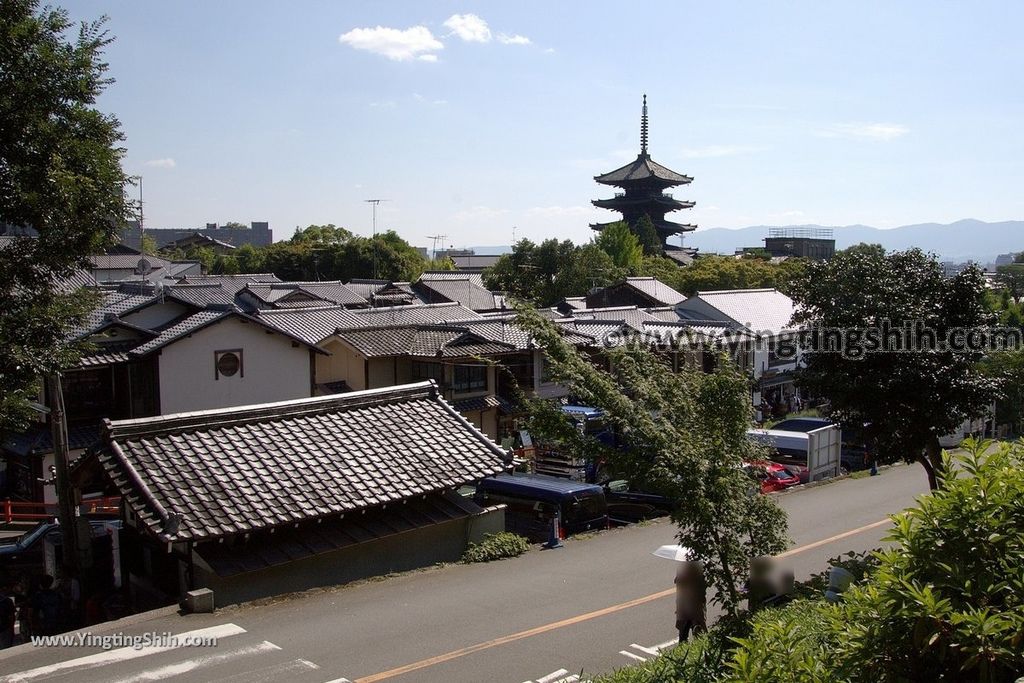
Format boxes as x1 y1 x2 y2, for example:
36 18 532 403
1 496 120 524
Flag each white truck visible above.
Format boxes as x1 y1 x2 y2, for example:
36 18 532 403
746 424 842 483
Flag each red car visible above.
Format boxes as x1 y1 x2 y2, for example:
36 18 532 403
743 460 801 493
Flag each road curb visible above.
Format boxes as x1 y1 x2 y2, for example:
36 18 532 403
774 462 904 496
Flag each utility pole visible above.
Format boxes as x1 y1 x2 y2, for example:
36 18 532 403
47 374 82 575
365 199 388 279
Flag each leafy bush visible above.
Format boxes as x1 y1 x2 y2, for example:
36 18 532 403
461 532 529 563
728 439 1024 682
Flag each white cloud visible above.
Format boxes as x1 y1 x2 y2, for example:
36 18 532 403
543 47 556 54
443 14 491 42
453 206 509 223
497 33 531 45
413 93 447 105
679 145 769 159
526 205 594 218
369 100 397 109
144 158 176 168
816 122 909 141
338 25 443 62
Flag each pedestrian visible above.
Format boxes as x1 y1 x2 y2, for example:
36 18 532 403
674 561 707 642
0 582 16 649
30 575 60 637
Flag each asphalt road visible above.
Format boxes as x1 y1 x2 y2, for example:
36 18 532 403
0 463 930 683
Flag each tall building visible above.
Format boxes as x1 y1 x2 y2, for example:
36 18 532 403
591 95 697 249
120 221 273 250
763 227 835 261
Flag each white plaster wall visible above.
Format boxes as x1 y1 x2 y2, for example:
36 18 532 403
158 317 312 414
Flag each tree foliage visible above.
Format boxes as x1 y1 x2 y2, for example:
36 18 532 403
594 221 643 271
729 440 1024 683
672 254 807 297
484 239 624 306
514 307 788 616
0 1 130 429
633 214 664 256
789 245 999 489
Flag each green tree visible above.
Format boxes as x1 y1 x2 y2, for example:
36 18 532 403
484 238 581 305
515 307 788 616
790 246 999 489
729 440 1024 683
234 243 266 273
553 243 624 299
633 214 663 256
594 221 643 271
140 233 157 255
0 1 130 429
994 262 1024 301
289 223 353 246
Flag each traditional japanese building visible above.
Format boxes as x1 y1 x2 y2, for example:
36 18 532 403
591 95 697 251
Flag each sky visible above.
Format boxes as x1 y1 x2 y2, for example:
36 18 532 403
67 1 1024 249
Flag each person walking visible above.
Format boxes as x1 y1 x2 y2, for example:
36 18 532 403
674 561 707 642
0 582 16 649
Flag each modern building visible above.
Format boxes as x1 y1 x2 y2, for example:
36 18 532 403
121 221 273 250
591 96 697 250
762 227 835 261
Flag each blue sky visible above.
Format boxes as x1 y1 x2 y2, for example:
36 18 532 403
70 1 1024 248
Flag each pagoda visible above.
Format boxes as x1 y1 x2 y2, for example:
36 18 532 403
591 95 697 250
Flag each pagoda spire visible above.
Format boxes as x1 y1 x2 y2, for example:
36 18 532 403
640 94 649 155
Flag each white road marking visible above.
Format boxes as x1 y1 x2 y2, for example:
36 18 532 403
105 640 281 683
215 658 325 683
619 650 646 662
322 679 352 683
296 659 320 670
629 643 661 656
3 623 247 683
654 638 678 651
537 669 571 683
554 675 580 682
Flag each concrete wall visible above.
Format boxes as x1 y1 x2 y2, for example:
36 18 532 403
158 317 312 413
191 506 505 606
316 339 367 391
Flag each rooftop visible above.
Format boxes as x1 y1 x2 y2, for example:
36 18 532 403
99 381 509 542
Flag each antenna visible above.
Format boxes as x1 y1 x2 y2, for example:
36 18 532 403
512 225 517 245
426 234 447 261
640 94 649 155
365 199 388 279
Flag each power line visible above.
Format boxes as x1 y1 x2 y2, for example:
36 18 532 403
365 199 388 279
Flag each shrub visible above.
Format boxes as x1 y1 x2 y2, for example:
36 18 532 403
461 532 529 563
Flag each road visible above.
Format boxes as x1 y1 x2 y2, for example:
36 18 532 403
0 463 929 683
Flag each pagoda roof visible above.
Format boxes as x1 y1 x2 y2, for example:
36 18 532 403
592 195 695 211
594 153 692 186
590 219 697 235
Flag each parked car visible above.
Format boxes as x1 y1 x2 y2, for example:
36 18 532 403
742 460 801 493
602 480 674 524
474 473 608 542
771 417 869 472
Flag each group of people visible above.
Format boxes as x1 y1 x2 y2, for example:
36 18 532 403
0 573 131 648
673 557 796 643
0 574 63 648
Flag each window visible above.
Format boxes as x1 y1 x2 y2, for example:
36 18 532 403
215 349 243 379
453 364 487 393
411 361 443 383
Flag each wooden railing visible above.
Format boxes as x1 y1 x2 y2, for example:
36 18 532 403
1 496 120 524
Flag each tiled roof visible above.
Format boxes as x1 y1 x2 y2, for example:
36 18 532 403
644 306 684 322
89 253 174 272
244 282 367 308
54 268 98 293
178 274 281 295
594 154 692 185
571 305 661 332
452 395 501 413
336 326 515 358
347 302 482 326
99 382 508 542
419 271 486 288
344 279 390 299
414 278 500 312
129 310 232 356
164 283 235 308
623 277 686 306
254 306 361 346
681 289 797 335
75 341 140 368
4 423 100 457
67 292 159 339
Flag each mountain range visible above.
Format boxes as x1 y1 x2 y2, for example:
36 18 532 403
679 219 1024 264
472 219 1023 264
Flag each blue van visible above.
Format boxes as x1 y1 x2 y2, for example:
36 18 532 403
474 473 608 542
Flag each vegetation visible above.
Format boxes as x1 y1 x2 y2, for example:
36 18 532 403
672 253 807 296
461 532 530 563
595 440 1024 683
594 221 644 271
484 238 625 306
790 244 1000 489
515 307 788 616
0 0 130 430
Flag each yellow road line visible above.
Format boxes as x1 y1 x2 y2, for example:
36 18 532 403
354 517 892 682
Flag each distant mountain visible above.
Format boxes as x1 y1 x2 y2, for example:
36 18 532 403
681 219 1024 264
